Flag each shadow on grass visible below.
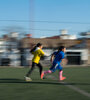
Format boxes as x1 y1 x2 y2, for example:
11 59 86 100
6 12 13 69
0 78 90 86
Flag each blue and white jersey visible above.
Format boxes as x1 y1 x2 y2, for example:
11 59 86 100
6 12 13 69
53 51 65 64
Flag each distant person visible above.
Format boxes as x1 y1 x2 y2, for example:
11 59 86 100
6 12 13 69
25 43 46 81
41 46 67 81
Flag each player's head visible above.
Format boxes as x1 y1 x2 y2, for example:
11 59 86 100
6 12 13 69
58 46 66 52
30 43 43 53
36 43 43 49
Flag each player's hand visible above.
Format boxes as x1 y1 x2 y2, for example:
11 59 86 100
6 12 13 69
61 58 68 66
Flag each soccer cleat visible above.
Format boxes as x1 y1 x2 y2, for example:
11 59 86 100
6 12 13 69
24 76 32 82
41 72 44 79
43 76 46 79
60 77 66 81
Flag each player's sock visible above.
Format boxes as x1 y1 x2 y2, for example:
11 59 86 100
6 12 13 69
41 70 52 79
41 72 44 79
44 70 52 74
59 71 63 80
59 71 66 81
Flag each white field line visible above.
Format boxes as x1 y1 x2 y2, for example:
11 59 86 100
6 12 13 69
60 81 90 98
47 75 90 98
35 69 90 98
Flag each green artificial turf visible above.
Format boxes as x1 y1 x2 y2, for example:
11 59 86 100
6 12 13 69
0 67 89 100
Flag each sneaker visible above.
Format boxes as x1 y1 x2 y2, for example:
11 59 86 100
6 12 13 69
41 72 44 79
60 77 66 81
24 76 32 82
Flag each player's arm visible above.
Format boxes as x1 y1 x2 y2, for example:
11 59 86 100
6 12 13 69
30 50 34 54
44 53 50 56
40 49 45 56
61 53 68 65
50 51 57 63
50 54 54 63
61 58 68 66
40 49 50 57
62 58 67 62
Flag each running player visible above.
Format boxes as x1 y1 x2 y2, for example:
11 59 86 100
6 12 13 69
25 43 45 81
41 46 66 81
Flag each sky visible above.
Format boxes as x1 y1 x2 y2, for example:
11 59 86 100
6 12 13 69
0 0 90 38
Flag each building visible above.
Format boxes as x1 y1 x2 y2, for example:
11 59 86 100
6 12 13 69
20 37 90 66
0 31 89 66
60 29 77 40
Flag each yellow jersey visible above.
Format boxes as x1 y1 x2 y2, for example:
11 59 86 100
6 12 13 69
32 48 45 64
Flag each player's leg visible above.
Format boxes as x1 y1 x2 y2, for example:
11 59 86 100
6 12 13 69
41 63 58 79
59 70 66 81
58 65 66 81
25 62 35 81
44 70 52 74
37 63 43 77
26 62 35 77
43 64 56 75
41 70 52 79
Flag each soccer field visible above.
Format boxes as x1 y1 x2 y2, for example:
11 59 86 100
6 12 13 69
0 67 90 100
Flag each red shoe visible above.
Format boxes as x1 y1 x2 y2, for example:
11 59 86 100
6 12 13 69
41 72 44 79
60 77 66 81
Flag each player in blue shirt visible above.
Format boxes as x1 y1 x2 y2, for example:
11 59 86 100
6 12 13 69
41 46 66 81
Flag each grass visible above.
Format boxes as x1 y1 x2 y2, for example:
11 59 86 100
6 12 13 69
0 66 90 100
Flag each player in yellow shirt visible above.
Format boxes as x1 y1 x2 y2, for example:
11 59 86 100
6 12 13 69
25 43 45 81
